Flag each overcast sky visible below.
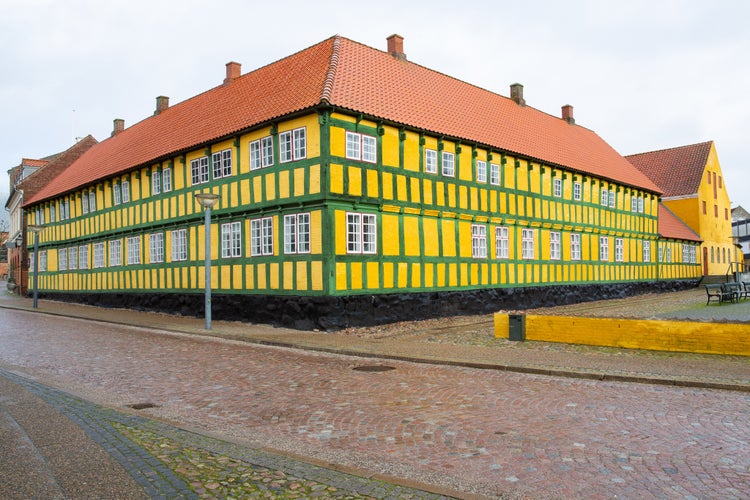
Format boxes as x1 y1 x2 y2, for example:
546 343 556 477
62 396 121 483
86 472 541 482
1 0 748 214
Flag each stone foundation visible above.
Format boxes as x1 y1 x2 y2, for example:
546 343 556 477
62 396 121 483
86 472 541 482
35 280 699 331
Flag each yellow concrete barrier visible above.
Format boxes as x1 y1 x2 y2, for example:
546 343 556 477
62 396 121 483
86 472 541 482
494 313 750 356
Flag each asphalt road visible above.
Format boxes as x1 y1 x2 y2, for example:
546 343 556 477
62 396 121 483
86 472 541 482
1 307 749 498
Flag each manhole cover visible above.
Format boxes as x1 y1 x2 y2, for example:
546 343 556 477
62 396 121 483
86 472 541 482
128 402 158 410
352 365 395 372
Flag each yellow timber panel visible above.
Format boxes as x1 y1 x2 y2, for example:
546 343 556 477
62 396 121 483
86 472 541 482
336 262 347 290
294 168 306 197
309 164 320 194
283 261 294 290
403 217 419 256
296 261 308 291
348 166 362 196
381 127 399 168
382 262 394 289
366 169 379 198
366 261 379 289
381 214 400 256
330 164 344 194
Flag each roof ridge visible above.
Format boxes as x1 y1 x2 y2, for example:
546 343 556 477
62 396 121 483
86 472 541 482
626 140 713 159
320 35 341 105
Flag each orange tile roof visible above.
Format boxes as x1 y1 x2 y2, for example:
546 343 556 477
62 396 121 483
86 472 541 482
21 158 50 168
27 35 661 205
626 141 713 198
658 203 701 242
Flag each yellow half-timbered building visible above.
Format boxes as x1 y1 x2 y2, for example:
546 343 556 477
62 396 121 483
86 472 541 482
23 35 701 328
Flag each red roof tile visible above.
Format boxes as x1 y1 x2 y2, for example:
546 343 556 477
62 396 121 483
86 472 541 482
626 141 713 198
658 203 701 242
27 35 661 205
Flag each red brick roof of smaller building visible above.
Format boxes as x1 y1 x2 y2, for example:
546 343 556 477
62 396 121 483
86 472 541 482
27 35 661 205
626 141 713 198
658 203 701 242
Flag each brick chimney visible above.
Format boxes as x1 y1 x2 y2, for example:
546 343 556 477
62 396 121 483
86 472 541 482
224 61 241 85
387 34 406 61
111 118 124 137
510 83 525 106
562 104 575 124
155 96 169 115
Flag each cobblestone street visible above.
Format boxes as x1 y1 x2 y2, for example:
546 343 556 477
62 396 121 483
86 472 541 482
1 300 749 498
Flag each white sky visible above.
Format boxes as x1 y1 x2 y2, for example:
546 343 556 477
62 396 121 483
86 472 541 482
1 0 748 213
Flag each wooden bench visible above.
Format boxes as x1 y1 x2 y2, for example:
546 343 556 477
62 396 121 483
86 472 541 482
705 283 733 305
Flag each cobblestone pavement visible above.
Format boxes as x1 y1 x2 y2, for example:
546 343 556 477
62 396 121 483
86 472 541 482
1 303 749 498
0 367 454 499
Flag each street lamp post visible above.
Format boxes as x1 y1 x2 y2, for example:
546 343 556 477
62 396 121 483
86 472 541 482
194 192 220 330
27 224 45 309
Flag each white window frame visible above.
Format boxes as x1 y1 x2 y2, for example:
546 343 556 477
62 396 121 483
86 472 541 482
631 196 638 212
279 127 307 163
601 188 608 207
472 224 487 259
570 233 581 261
476 161 487 183
39 250 47 272
615 238 624 262
553 178 562 198
643 240 651 263
293 127 307 160
152 170 161 195
251 217 274 256
599 236 609 261
425 149 437 174
638 197 644 213
609 190 616 208
346 212 377 254
171 229 187 262
79 245 88 269
212 149 233 179
127 236 141 265
250 137 274 170
279 130 293 163
69 246 78 270
345 131 377 163
113 182 121 206
284 213 311 254
550 231 561 260
442 151 455 177
82 193 89 214
221 221 242 258
49 204 56 223
490 163 500 185
573 182 582 201
121 180 130 203
162 167 172 192
109 240 122 267
149 233 164 263
495 226 509 259
93 242 105 269
191 157 209 185
89 190 96 212
521 229 535 260
59 248 67 271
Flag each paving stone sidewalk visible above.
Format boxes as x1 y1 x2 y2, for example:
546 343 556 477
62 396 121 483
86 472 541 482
0 367 456 499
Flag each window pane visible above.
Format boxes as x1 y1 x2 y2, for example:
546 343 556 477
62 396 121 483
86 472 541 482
347 213 361 253
425 149 437 174
362 135 376 163
442 152 454 177
279 132 292 163
293 128 306 159
346 132 360 160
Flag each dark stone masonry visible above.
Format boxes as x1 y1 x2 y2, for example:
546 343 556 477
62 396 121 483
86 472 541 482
35 280 699 331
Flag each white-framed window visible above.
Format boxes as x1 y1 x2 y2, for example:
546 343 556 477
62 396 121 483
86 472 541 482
191 157 209 185
221 222 242 258
89 190 96 212
279 127 307 163
127 236 141 265
666 247 672 263
682 244 690 264
39 250 47 272
149 233 164 263
49 204 56 223
643 240 651 263
152 170 161 195
113 182 121 206
212 149 233 179
599 236 609 261
631 196 638 212
346 212 377 254
472 224 487 258
284 213 311 254
93 242 105 269
82 193 89 214
570 233 581 260
495 226 509 259
109 239 122 267
79 245 88 269
615 238 624 262
476 161 487 183
490 163 500 185
638 197 644 213
162 167 172 192
442 151 455 177
250 137 274 170
573 182 582 201
68 246 77 270
121 180 130 203
425 149 437 174
171 229 187 262
553 178 562 198
59 248 67 271
63 199 70 220
250 217 274 256
659 246 664 263
601 188 608 207
609 190 616 208
522 229 535 260
550 231 561 260
345 131 377 163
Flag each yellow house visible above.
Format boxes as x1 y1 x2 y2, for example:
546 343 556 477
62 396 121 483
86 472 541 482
627 141 736 277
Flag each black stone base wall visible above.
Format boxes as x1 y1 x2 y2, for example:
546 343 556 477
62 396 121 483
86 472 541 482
34 280 699 331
